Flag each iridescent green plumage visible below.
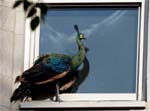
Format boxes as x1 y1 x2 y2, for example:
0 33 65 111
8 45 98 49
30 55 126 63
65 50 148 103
11 25 86 102
71 35 86 70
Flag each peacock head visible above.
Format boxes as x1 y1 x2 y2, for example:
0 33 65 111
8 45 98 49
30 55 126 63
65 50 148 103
74 25 86 40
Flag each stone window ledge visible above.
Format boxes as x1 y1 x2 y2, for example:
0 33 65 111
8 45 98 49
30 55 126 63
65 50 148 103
20 101 146 110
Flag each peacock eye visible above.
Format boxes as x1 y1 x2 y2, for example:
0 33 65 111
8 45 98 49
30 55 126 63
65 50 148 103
80 34 84 39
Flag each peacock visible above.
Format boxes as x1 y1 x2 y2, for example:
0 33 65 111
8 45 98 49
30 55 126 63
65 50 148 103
11 25 86 102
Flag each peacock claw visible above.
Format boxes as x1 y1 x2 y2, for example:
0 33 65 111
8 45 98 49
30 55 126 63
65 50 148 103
27 97 32 101
55 97 63 102
23 97 32 102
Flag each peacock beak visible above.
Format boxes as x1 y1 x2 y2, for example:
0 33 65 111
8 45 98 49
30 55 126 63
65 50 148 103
82 37 87 40
80 34 87 40
83 37 87 40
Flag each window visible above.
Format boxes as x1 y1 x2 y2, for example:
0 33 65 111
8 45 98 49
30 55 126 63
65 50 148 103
24 0 145 101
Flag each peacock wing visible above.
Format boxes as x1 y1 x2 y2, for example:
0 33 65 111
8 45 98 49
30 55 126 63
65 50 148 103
20 54 72 84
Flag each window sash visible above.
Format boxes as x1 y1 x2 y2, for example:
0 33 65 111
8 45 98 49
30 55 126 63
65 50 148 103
24 0 145 101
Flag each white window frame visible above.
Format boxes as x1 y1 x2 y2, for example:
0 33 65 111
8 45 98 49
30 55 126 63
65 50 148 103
24 0 145 102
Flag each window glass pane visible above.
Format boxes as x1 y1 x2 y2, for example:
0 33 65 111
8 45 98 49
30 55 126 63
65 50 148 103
40 7 138 93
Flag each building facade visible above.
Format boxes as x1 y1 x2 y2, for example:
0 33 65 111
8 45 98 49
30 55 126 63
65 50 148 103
0 0 150 111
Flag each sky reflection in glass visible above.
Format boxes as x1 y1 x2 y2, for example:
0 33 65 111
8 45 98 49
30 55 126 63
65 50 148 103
40 7 138 93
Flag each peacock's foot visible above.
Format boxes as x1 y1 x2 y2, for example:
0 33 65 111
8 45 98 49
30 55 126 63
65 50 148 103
55 98 63 102
49 96 55 102
55 96 63 102
27 97 32 101
23 97 32 102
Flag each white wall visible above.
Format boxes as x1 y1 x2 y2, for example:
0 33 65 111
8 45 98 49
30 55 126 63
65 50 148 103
0 0 25 111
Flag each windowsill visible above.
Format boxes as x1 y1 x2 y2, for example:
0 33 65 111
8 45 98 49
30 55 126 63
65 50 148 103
20 101 146 110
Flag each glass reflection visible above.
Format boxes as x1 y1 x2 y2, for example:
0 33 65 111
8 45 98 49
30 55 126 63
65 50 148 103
40 7 138 93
